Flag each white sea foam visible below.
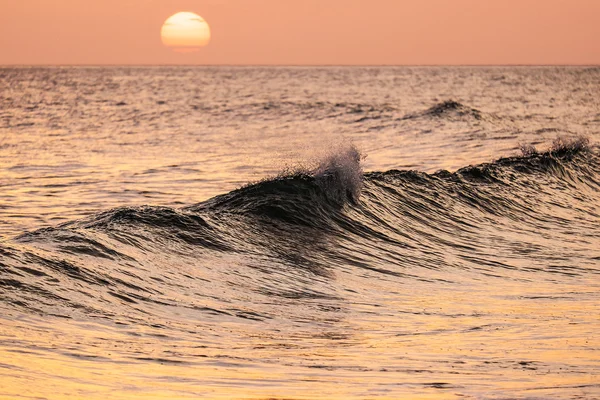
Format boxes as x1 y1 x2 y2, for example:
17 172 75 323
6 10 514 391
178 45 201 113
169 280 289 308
276 140 365 203
312 143 364 203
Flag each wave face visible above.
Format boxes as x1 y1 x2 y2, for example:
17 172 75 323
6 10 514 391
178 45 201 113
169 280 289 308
2 141 600 398
1 67 600 399
6 141 599 303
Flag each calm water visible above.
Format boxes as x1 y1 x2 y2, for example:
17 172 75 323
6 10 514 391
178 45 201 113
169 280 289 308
1 66 599 399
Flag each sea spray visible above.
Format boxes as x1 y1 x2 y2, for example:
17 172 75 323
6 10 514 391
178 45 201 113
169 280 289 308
275 142 365 205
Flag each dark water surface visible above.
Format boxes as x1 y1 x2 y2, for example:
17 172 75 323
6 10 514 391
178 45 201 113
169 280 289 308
1 67 599 399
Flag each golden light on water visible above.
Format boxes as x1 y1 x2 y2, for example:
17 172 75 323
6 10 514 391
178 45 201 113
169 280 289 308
161 12 211 52
2 281 599 399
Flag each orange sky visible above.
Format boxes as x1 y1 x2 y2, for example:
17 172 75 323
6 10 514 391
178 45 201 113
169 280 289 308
1 0 598 65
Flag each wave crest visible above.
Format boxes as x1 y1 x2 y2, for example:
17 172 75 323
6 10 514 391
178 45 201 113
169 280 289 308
190 144 364 226
312 144 364 204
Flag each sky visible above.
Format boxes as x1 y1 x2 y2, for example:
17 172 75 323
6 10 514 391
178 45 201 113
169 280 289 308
1 0 599 65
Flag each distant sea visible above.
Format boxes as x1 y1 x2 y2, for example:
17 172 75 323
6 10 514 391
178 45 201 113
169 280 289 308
1 66 599 399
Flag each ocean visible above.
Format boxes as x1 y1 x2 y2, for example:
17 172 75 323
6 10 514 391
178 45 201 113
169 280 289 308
0 66 599 399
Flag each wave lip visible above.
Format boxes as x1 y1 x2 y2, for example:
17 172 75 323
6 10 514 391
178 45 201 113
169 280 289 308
189 145 364 227
521 136 591 158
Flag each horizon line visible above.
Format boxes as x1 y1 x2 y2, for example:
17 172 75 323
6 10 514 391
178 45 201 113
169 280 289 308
1 63 598 68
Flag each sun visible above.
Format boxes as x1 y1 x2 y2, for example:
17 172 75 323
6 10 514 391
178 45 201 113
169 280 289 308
161 12 211 52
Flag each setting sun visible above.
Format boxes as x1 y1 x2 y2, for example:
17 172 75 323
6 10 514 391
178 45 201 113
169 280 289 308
160 12 211 52
1 1 600 400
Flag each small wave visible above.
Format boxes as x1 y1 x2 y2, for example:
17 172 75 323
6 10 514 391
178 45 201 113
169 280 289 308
426 100 479 118
311 144 364 204
403 100 497 122
190 144 364 226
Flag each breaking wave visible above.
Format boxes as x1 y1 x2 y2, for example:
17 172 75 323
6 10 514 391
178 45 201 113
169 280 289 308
1 139 599 320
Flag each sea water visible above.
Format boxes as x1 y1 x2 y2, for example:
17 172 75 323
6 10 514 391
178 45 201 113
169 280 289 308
1 66 599 399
